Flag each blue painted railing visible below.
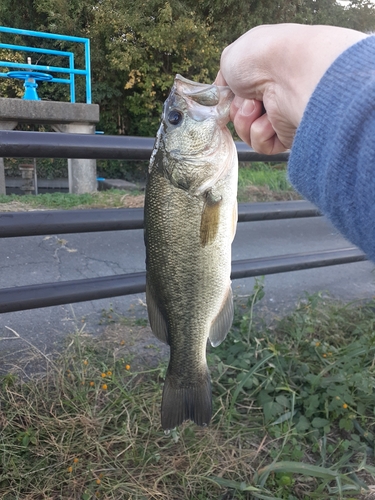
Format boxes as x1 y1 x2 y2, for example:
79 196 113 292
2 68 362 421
0 26 91 103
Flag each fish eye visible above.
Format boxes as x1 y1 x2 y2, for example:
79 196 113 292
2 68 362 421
168 109 183 125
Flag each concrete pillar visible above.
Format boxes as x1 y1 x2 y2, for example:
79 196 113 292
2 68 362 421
0 121 18 195
53 123 97 194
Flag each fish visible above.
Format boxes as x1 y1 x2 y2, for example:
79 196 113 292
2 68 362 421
144 74 238 430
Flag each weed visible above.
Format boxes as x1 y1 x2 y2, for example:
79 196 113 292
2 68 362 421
211 290 375 498
0 190 145 211
238 163 291 191
0 164 300 211
1 293 375 498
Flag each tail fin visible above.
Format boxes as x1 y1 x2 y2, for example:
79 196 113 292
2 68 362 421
161 369 212 430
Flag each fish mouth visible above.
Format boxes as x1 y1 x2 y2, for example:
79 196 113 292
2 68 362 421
165 74 234 125
174 74 221 106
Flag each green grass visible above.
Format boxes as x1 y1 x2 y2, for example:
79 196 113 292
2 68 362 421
1 288 375 499
237 163 299 203
0 163 299 210
0 190 144 210
238 163 292 192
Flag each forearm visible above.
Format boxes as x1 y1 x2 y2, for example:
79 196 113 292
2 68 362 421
288 36 375 260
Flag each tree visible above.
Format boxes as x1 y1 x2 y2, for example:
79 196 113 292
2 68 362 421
1 0 375 137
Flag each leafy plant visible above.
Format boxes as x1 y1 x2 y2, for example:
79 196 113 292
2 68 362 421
210 289 375 498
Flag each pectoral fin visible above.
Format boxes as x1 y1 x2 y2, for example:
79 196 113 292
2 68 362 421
200 191 222 247
146 283 169 344
209 287 234 347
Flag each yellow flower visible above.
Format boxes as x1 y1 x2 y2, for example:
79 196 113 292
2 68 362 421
322 354 327 358
342 403 348 409
102 384 108 390
125 364 131 371
67 466 73 473
96 479 101 485
101 372 106 378
120 340 125 345
90 381 95 387
73 457 79 464
106 371 112 377
315 342 320 347
83 360 88 366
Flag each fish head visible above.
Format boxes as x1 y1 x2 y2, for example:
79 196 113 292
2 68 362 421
150 74 236 195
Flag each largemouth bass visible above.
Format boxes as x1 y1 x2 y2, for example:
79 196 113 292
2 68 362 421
144 74 238 430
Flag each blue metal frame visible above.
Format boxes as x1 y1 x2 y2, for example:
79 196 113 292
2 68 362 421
0 26 91 103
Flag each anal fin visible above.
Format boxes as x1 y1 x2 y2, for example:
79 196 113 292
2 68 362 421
209 286 234 347
146 283 169 344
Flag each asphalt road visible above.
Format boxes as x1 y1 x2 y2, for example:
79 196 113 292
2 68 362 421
0 214 374 373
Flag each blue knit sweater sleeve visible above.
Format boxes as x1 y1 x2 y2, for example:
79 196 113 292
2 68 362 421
288 36 375 261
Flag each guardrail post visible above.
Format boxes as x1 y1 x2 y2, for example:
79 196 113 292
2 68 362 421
0 120 17 194
52 123 98 194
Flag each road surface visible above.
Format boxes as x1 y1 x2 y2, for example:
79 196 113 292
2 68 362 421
0 215 374 373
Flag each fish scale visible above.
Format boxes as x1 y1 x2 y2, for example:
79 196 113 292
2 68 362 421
144 74 238 430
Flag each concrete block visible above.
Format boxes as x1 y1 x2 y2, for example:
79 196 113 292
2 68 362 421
53 123 97 194
0 98 99 125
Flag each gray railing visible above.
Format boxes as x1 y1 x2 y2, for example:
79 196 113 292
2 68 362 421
0 131 367 313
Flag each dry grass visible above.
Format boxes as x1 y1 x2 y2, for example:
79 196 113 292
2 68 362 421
0 325 265 500
2 294 375 499
238 185 301 203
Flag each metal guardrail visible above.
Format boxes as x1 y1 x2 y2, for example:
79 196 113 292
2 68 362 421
0 248 366 314
0 131 368 313
0 201 367 313
0 130 290 162
0 201 320 237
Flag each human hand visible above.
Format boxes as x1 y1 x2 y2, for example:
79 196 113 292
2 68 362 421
216 24 367 154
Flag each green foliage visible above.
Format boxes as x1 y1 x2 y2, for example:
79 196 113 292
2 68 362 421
1 0 375 138
5 156 67 178
97 160 148 182
0 49 24 98
33 0 221 136
211 287 375 497
238 163 291 192
215 289 375 437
